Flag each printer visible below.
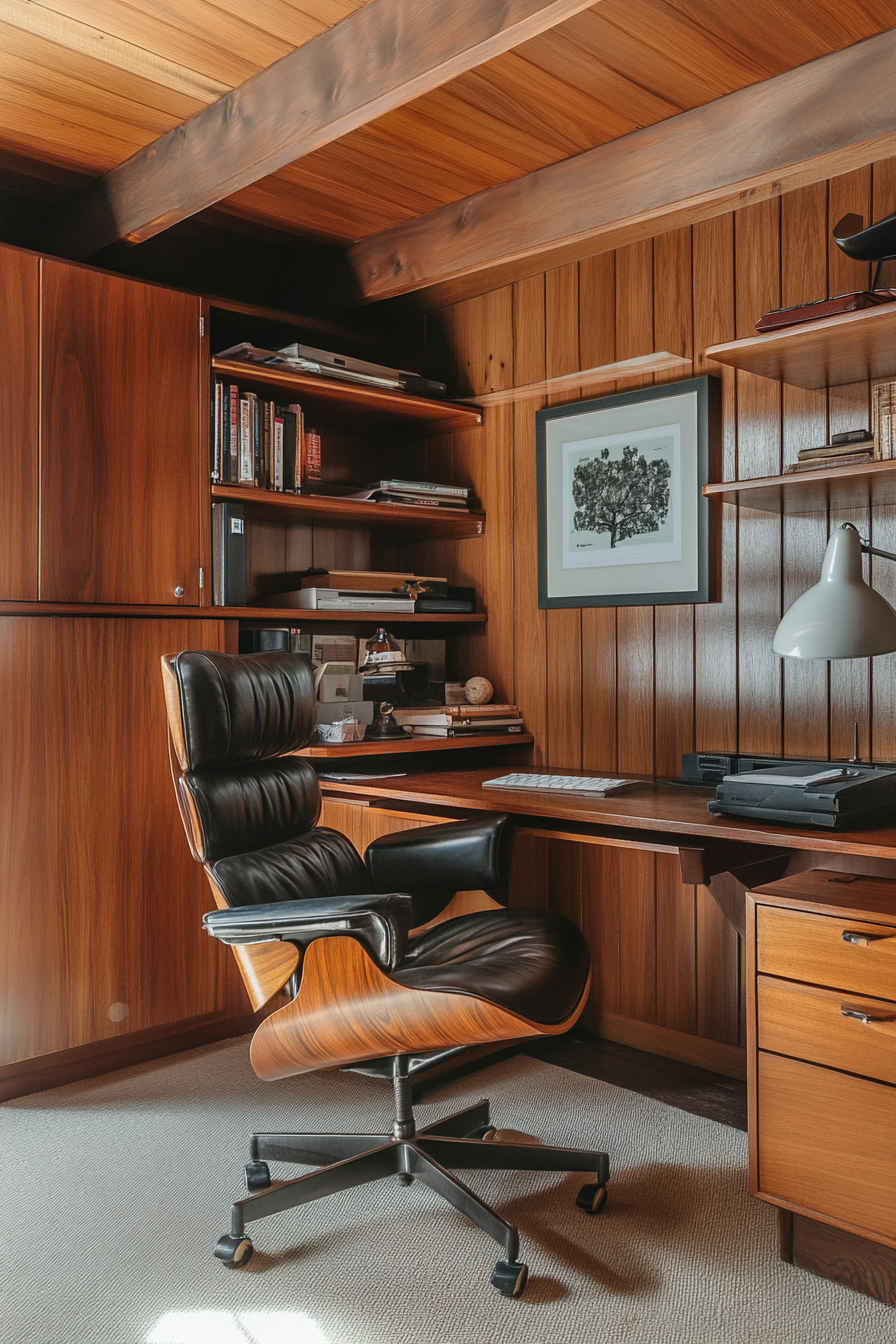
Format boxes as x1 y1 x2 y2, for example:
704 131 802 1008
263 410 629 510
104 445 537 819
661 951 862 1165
708 764 896 829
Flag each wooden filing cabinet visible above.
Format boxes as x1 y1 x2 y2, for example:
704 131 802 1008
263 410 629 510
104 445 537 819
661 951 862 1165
747 871 896 1303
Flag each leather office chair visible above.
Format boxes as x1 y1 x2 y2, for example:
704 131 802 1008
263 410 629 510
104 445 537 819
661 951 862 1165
162 649 609 1298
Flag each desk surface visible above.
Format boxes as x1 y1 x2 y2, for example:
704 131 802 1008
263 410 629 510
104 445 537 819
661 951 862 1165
321 767 896 862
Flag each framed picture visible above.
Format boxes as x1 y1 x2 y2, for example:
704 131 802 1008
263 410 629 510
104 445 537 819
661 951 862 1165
536 375 720 609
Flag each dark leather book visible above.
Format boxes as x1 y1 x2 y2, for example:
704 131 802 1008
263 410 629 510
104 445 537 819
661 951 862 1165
280 408 298 493
756 290 895 332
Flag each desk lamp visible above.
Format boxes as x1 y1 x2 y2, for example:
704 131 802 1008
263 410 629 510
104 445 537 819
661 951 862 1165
772 522 896 659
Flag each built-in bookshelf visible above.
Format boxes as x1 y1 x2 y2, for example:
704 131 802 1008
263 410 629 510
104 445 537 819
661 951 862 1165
703 457 896 515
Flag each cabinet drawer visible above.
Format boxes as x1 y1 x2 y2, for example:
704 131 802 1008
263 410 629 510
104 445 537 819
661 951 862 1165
757 1051 896 1242
758 976 896 1084
757 905 896 999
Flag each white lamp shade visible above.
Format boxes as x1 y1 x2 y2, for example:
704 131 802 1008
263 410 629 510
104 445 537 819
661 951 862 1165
773 524 896 659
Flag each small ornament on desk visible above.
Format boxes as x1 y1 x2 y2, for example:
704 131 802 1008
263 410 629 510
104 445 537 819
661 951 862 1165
464 676 493 705
365 702 411 741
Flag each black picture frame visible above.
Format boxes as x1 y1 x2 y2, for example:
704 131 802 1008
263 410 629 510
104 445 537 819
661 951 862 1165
536 375 720 609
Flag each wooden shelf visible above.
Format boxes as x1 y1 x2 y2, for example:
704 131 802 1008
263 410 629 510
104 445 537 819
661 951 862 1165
211 484 485 538
225 605 486 625
298 733 533 758
705 302 896 389
704 458 896 515
211 358 483 436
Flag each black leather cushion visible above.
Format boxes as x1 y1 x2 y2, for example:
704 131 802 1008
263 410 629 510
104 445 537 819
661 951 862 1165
393 907 590 1026
365 814 515 923
172 650 316 768
209 827 369 908
184 757 321 861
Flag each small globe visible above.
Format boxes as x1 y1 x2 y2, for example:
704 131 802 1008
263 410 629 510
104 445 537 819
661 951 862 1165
464 676 493 705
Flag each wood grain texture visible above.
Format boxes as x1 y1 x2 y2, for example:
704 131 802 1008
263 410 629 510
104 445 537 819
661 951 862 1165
49 0 601 257
757 1050 896 1245
0 244 38 600
757 976 896 1085
39 259 200 605
250 932 590 1078
349 31 896 301
0 616 241 1066
791 1213 896 1305
756 906 896 1000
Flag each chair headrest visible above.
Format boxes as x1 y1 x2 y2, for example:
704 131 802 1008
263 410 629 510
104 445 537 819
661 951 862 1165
164 650 316 770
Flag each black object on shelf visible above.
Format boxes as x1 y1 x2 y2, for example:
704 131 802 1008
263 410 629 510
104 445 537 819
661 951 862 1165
416 586 475 614
212 501 247 606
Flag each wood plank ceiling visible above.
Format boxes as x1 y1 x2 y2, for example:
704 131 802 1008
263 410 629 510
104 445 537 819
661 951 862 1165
1 0 894 292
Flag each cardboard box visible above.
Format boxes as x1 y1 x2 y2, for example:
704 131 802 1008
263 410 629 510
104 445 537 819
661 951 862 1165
318 672 364 703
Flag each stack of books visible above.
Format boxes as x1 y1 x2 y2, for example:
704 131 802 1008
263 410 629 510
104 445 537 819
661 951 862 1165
785 429 875 474
346 479 470 511
391 704 524 738
874 380 896 460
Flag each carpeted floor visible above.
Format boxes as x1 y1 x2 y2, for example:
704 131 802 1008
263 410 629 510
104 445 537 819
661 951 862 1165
2 1039 892 1344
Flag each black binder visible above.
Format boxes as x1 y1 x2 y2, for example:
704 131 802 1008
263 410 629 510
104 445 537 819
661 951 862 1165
212 501 247 606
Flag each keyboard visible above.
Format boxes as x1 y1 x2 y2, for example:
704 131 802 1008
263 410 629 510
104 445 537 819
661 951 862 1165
482 772 641 795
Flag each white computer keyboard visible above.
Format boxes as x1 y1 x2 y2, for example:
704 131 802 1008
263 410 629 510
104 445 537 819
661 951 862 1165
482 772 641 795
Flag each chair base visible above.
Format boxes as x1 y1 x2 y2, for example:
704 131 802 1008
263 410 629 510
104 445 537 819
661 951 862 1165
216 1096 610 1296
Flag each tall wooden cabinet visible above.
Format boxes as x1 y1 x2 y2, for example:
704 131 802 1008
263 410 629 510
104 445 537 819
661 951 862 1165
39 260 202 606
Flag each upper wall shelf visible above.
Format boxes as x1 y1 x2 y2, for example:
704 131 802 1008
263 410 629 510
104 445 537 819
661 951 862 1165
211 358 483 437
704 458 896 515
211 484 486 538
705 303 896 389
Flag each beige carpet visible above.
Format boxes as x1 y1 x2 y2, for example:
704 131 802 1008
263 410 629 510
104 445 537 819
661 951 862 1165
1 1040 892 1344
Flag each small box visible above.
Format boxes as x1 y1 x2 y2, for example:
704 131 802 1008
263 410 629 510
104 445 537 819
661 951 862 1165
315 700 374 725
318 672 364 703
443 682 468 706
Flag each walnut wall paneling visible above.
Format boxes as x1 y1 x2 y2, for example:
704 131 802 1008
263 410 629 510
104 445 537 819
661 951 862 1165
0 617 241 1067
419 159 896 1062
39 260 201 606
0 245 38 599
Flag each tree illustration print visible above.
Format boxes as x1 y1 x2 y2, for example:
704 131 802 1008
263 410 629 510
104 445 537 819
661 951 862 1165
572 444 671 548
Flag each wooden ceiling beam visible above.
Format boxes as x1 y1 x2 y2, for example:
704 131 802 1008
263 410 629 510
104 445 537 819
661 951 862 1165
43 0 601 260
348 29 896 305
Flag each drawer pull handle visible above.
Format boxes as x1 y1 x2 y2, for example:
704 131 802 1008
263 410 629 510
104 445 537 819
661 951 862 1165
840 1004 892 1024
841 930 896 947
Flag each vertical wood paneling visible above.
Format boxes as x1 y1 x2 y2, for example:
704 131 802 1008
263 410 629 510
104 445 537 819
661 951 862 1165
734 197 783 756
433 163 896 1059
579 253 618 774
693 213 738 752
615 240 656 774
780 182 830 760
511 274 548 763
653 228 696 776
545 263 583 768
828 168 873 762
870 158 896 765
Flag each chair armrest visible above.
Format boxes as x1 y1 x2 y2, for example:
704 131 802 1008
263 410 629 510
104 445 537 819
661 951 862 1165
203 892 414 972
365 813 515 897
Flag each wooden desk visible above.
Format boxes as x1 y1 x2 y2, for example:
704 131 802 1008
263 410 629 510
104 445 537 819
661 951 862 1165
320 767 896 1082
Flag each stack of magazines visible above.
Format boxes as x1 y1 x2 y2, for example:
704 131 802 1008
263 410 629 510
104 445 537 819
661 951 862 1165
345 479 470 510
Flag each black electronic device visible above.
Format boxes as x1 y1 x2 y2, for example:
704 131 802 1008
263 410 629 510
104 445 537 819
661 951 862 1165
362 664 430 705
239 628 290 653
708 763 896 829
682 751 838 786
415 586 475 614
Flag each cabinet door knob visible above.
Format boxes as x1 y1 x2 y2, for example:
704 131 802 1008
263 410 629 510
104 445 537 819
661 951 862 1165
174 586 185 598
840 1004 893 1024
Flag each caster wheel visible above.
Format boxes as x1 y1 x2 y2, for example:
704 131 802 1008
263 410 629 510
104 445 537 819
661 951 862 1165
491 1260 528 1298
245 1160 271 1193
576 1182 608 1215
467 1124 497 1141
214 1234 254 1268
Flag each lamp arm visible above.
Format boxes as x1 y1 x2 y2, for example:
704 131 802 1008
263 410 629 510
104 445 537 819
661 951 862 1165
860 543 896 564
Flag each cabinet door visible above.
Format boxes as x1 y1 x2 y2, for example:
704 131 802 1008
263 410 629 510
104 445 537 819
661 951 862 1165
40 261 201 605
0 617 243 1068
0 245 38 599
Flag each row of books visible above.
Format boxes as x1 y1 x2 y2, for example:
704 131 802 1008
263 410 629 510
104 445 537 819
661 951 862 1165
211 381 320 491
391 703 524 738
